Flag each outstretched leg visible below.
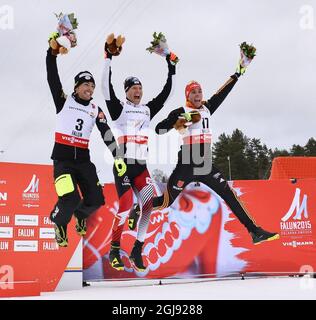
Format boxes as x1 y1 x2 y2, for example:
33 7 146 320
109 165 133 271
128 168 154 271
200 165 279 244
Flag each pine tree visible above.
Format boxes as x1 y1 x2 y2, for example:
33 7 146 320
290 144 306 156
304 138 316 156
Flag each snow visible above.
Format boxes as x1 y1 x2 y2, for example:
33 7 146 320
4 276 316 300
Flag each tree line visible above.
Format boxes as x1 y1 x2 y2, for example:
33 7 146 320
212 129 316 180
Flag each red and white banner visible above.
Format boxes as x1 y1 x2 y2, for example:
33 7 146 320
83 179 316 279
0 162 82 297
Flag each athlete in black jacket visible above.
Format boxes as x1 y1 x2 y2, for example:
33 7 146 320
46 46 125 247
129 65 279 245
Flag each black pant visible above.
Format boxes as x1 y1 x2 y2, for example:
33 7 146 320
50 160 105 226
153 163 258 232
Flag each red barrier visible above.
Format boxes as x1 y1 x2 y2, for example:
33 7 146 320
0 162 81 296
83 179 316 279
270 157 316 180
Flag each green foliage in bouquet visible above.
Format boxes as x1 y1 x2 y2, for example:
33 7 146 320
239 42 256 59
55 12 79 30
146 32 166 53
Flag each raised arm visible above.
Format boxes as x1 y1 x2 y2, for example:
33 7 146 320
204 73 239 115
147 56 176 120
46 47 67 113
101 54 124 121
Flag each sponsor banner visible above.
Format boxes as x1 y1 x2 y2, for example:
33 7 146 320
0 241 10 250
15 215 38 226
282 240 314 248
14 240 38 252
16 228 36 238
41 241 59 251
83 179 316 280
39 228 55 239
0 227 13 238
22 174 40 202
0 192 7 201
0 162 81 295
0 215 10 224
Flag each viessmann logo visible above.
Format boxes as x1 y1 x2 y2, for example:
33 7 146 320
280 188 312 235
22 175 40 201
282 240 314 248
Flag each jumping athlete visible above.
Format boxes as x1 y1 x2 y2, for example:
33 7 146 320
101 34 177 271
46 41 126 247
129 46 280 245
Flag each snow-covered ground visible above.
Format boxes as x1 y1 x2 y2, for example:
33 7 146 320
5 276 316 300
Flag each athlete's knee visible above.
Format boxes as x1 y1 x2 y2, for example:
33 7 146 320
55 174 76 197
117 189 133 212
92 195 105 208
153 195 164 209
142 198 153 213
153 191 173 210
86 186 105 208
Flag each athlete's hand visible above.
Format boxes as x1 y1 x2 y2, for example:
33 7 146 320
48 31 77 56
166 52 179 66
180 111 201 123
174 118 191 132
48 32 66 55
104 33 125 58
114 158 127 177
236 42 256 76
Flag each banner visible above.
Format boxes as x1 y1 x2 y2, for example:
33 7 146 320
83 179 316 280
0 162 82 297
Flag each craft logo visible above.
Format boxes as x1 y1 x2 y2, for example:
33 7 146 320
280 188 312 235
22 175 39 201
122 176 131 186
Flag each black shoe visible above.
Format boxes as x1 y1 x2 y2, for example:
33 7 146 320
75 217 87 236
129 240 146 272
128 204 141 231
250 227 280 245
109 242 124 271
54 224 68 247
